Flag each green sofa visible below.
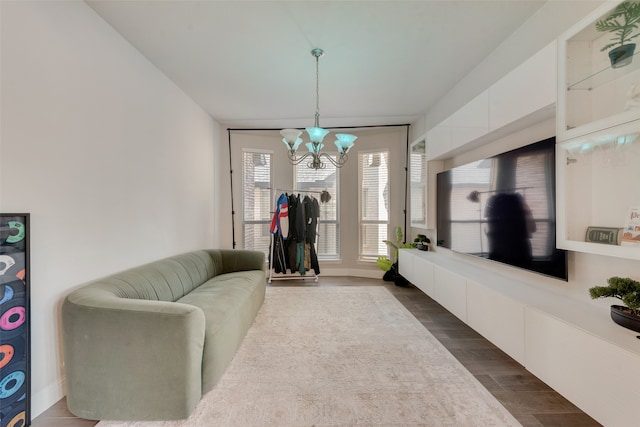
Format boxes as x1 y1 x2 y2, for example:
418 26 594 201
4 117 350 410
62 249 266 421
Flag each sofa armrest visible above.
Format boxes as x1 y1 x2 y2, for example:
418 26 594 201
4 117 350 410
62 290 206 420
217 249 266 274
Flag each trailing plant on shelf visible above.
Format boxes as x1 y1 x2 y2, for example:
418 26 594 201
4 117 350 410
589 276 640 332
595 1 640 68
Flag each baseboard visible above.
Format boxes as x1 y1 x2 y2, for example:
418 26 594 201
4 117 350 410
31 376 65 419
318 268 384 279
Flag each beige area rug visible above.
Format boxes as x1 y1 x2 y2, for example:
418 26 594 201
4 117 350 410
98 286 521 426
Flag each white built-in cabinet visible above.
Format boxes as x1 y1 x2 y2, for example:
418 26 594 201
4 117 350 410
406 5 640 424
409 42 557 232
425 42 556 160
399 248 640 427
556 0 640 260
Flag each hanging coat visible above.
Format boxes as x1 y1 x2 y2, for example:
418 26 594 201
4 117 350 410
270 193 289 239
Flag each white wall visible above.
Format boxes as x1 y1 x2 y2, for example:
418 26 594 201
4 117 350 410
222 126 408 276
0 1 219 417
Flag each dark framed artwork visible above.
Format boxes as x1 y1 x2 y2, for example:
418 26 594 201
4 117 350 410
0 214 30 427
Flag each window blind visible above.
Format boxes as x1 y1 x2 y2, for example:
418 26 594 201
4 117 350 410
242 151 272 256
295 155 339 260
358 151 389 260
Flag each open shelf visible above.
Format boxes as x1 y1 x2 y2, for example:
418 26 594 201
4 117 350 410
556 120 640 259
558 1 640 140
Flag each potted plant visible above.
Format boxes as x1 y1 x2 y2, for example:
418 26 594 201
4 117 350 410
589 276 640 332
413 234 431 251
595 1 640 68
376 226 413 286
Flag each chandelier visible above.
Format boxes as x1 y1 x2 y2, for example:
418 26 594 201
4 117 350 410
280 48 357 170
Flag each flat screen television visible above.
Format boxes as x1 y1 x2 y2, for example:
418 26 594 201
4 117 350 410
436 136 568 281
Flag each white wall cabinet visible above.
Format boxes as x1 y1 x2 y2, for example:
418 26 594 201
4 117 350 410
425 42 556 162
451 90 489 151
489 42 556 132
557 1 640 142
399 248 640 427
426 117 451 159
556 121 640 259
556 0 640 260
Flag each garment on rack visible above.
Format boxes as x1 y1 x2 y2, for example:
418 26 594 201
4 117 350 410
270 233 288 273
304 243 311 271
270 193 289 239
287 194 301 241
296 242 305 275
287 241 297 274
294 194 306 242
303 195 320 244
309 242 320 275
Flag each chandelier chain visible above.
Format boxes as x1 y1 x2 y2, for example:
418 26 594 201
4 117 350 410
315 53 320 127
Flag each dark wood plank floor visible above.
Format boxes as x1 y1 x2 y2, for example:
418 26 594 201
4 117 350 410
33 277 600 426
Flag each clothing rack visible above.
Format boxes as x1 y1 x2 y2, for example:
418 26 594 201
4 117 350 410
268 187 323 196
268 188 320 283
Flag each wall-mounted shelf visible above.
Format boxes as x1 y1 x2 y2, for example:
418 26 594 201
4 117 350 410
556 120 640 260
557 1 640 260
558 1 640 142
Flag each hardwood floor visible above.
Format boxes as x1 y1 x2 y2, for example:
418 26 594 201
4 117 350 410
32 277 600 426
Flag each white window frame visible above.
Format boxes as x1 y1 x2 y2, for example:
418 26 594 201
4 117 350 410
241 148 273 257
358 150 390 261
293 153 340 260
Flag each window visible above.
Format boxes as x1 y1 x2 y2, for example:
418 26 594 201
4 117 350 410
410 140 427 226
294 156 339 259
358 151 389 260
447 159 492 255
242 150 272 256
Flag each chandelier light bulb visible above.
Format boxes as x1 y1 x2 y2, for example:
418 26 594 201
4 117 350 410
335 134 358 154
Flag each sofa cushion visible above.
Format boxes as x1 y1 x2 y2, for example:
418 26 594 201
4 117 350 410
177 270 265 392
75 250 217 302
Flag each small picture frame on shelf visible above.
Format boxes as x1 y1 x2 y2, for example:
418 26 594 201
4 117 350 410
621 206 640 246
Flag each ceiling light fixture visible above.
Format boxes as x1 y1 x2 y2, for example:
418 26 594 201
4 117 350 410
280 48 357 170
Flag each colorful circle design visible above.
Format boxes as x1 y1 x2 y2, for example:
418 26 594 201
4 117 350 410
0 305 25 331
1 404 26 427
0 344 15 369
5 222 25 244
0 284 14 305
5 410 26 427
0 363 26 406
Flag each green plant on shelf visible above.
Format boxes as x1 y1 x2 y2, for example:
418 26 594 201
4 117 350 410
595 1 640 52
589 276 640 316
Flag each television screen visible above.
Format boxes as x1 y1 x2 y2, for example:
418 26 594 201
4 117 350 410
436 137 568 281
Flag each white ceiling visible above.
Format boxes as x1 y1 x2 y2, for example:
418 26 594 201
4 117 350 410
86 0 549 129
